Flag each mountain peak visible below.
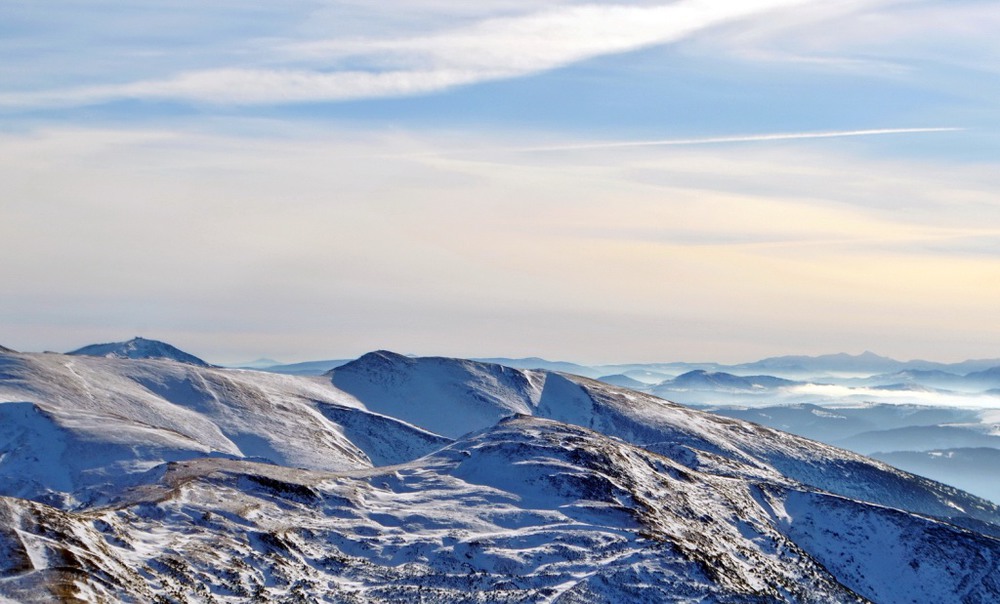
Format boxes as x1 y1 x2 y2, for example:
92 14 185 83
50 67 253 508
367 349 413 362
0 344 15 354
67 336 210 367
328 351 540 438
325 350 412 375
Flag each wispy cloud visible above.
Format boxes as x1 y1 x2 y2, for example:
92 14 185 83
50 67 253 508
507 127 965 152
0 0 816 107
706 0 1000 76
4 2 998 362
0 68 497 107
288 0 815 71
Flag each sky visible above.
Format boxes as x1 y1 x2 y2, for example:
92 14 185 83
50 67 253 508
2 0 999 364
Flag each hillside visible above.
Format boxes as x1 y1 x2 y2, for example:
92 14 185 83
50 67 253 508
68 337 212 367
1 347 999 601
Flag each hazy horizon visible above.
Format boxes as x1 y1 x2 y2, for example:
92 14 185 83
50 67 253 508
8 335 1000 369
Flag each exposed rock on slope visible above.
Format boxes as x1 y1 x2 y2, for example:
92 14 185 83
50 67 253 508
330 352 1000 531
3 418 999 603
2 349 1000 602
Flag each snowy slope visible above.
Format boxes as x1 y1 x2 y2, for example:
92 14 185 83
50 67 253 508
2 417 999 603
768 487 1000 604
68 336 211 367
0 351 451 507
566 376 1000 531
329 350 544 438
3 347 1000 602
330 352 1000 531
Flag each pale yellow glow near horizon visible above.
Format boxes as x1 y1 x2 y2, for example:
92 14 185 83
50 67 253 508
2 127 999 363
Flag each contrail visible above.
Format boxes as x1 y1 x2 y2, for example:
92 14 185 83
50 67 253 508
516 127 964 152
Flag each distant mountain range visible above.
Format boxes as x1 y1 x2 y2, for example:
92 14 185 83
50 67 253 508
872 448 1000 504
662 369 797 391
732 350 1000 376
704 402 1000 503
52 339 1000 402
2 342 1000 601
244 358 352 375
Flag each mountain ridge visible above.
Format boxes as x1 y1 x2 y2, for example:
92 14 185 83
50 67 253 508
228 348 1000 382
2 347 1000 601
327 351 1000 531
68 336 211 367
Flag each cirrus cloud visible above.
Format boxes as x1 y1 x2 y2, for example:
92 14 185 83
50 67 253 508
0 0 817 108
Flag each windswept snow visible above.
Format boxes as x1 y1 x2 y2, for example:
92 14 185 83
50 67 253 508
2 347 1000 602
328 353 1000 530
329 351 544 438
0 351 455 506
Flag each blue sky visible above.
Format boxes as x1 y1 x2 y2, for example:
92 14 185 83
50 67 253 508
2 0 999 363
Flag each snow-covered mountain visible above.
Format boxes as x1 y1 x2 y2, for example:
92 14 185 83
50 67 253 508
68 336 211 367
328 350 543 439
232 349 1000 400
471 356 605 378
0 350 445 508
2 346 1000 602
328 352 1000 530
253 358 352 375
